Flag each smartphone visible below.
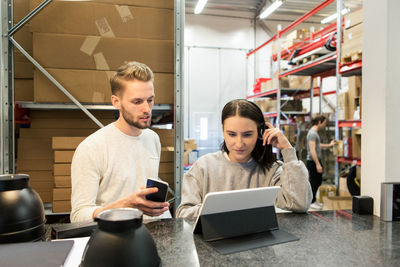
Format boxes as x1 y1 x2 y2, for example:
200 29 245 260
145 178 169 202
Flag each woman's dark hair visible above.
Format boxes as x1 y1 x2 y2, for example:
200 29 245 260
310 115 326 126
221 99 276 172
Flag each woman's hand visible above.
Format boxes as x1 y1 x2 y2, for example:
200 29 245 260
262 122 293 150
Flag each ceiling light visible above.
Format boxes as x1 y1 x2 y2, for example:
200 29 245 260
259 0 283 19
321 8 351 24
194 0 208 15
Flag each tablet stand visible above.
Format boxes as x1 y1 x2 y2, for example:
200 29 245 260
194 205 298 254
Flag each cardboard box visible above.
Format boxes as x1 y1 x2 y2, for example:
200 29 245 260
160 147 174 162
30 0 173 40
322 196 352 210
272 71 290 89
14 62 34 78
339 176 351 197
286 29 310 41
344 9 363 29
347 76 362 119
30 0 174 10
317 184 336 203
342 24 363 58
14 0 30 23
54 164 71 176
30 109 116 119
184 139 197 151
17 138 53 160
17 158 53 171
333 140 344 157
33 33 174 72
54 151 75 163
34 68 174 104
54 176 71 188
352 128 361 158
52 137 86 150
343 23 363 43
153 129 174 147
288 75 311 89
159 162 174 174
14 78 34 101
337 93 349 120
14 25 32 51
22 170 53 182
52 200 71 213
35 190 52 203
53 188 72 201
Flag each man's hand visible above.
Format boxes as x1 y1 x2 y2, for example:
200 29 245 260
329 139 337 147
316 164 323 174
125 187 170 216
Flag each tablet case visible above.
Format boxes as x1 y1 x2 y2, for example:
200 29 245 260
0 240 74 267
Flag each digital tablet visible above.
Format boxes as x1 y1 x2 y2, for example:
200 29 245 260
193 186 281 232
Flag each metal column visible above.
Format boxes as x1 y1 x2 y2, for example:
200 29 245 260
1 0 14 174
335 0 343 185
174 0 184 212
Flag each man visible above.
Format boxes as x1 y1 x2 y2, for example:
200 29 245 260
71 61 169 222
306 115 336 210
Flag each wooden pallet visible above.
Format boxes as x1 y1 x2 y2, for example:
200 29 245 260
341 51 362 64
296 54 320 66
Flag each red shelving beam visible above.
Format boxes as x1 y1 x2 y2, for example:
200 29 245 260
338 120 361 128
339 60 362 74
246 0 334 58
246 89 278 99
337 157 361 166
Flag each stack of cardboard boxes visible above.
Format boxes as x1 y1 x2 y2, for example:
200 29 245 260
342 9 363 63
153 129 175 191
28 0 174 104
16 110 115 203
14 0 34 101
184 139 198 166
52 137 85 213
254 99 303 113
337 75 362 121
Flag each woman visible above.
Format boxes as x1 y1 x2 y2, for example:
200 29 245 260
176 99 312 219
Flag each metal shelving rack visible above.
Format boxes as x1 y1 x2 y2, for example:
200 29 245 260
0 0 185 210
246 0 346 183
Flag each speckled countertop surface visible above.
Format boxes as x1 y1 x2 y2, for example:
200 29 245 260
144 211 400 267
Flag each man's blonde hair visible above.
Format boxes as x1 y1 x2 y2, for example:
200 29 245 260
110 61 154 96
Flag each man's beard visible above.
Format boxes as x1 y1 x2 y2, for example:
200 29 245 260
120 105 151 129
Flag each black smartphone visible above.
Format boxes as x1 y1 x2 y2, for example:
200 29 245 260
145 178 169 202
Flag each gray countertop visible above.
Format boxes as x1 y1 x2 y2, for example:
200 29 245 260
144 210 400 267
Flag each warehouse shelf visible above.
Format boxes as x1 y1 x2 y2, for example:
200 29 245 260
338 120 361 128
280 52 337 77
16 101 172 112
337 157 361 166
247 88 310 99
293 88 336 100
263 111 309 118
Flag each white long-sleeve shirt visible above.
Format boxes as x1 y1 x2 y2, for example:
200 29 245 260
176 148 312 219
70 123 161 222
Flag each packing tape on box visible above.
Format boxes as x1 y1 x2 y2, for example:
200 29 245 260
80 36 101 56
115 5 134 23
95 17 115 38
93 52 110 70
92 91 105 103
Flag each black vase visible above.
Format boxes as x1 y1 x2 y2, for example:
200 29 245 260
80 208 162 267
0 174 46 243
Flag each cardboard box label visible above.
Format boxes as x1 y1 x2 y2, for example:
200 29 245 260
115 5 134 22
95 17 115 38
80 36 101 56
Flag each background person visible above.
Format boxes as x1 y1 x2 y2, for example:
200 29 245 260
306 115 336 210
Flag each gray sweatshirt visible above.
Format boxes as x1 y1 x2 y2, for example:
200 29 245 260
176 147 312 219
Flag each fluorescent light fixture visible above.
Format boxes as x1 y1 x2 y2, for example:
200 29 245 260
259 0 283 19
194 0 208 15
321 8 351 24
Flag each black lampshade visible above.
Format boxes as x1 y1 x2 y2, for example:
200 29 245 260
81 208 162 267
0 174 46 243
